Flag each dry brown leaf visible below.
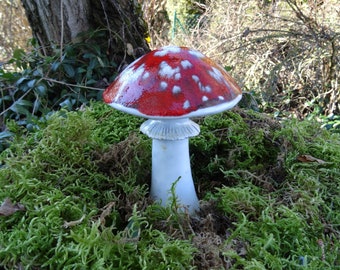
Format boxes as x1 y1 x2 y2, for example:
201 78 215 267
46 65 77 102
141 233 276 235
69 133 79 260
297 154 326 164
63 215 86 228
99 201 115 226
0 198 26 216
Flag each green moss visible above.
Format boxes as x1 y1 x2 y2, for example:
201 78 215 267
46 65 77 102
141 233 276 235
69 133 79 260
210 116 340 269
89 101 145 146
215 183 270 221
0 103 194 269
0 103 339 269
191 109 282 192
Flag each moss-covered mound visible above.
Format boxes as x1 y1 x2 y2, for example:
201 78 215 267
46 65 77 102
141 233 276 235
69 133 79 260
0 103 339 269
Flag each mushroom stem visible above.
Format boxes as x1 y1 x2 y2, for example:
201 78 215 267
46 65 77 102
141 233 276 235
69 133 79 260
151 137 199 213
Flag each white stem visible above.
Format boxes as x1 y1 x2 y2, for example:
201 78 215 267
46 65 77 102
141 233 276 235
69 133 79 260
150 138 199 213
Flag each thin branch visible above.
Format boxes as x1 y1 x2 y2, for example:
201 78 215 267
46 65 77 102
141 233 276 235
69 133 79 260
0 85 34 117
100 0 113 47
60 0 64 62
43 77 104 91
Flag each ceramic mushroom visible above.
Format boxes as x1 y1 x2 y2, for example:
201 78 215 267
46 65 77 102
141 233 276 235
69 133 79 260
103 46 242 214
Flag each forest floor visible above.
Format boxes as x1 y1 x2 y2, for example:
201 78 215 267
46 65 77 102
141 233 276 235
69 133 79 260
0 102 339 269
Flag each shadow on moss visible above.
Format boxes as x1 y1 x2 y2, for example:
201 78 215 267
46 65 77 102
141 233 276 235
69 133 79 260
192 108 286 195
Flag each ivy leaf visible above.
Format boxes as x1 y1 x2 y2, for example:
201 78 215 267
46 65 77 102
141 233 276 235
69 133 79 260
85 79 97 85
0 131 13 140
27 79 36 88
0 95 12 103
33 68 43 77
10 100 33 115
51 61 60 71
88 58 98 70
59 98 76 110
33 99 41 114
97 56 105 67
16 77 28 86
62 64 75 78
35 83 47 96
14 99 33 107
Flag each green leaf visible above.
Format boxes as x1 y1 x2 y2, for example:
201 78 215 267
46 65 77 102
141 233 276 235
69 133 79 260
10 104 31 115
27 79 36 88
0 69 18 81
35 83 47 96
33 99 41 114
12 48 25 61
15 99 34 107
224 66 233 72
59 98 76 110
97 56 105 67
62 64 75 78
0 95 12 103
91 44 102 55
83 53 95 59
76 67 87 74
16 77 28 86
88 58 98 70
85 79 97 85
33 68 43 77
11 49 27 69
0 131 13 140
51 61 61 71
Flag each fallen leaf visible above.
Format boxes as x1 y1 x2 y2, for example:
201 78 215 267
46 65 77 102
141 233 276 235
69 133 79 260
63 214 85 228
297 154 326 164
0 198 26 216
99 201 115 226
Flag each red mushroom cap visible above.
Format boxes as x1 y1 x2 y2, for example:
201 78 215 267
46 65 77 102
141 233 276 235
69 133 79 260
103 46 242 119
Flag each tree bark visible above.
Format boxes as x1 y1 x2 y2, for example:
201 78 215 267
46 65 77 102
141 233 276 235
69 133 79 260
21 0 149 59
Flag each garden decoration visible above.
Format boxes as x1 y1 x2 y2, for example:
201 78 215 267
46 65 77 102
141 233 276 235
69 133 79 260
103 46 242 213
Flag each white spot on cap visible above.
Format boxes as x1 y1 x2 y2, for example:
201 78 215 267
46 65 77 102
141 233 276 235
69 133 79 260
183 100 190 109
114 63 145 102
134 64 145 79
192 75 200 83
204 85 212 92
142 72 150 80
159 61 180 79
160 81 168 90
188 50 204 58
154 46 181 57
192 74 212 93
181 60 193 69
174 73 181 80
172 85 181 94
202 96 208 102
208 67 223 83
198 82 203 92
218 96 225 100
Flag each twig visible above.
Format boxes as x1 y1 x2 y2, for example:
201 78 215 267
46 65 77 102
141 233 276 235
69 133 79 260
317 239 326 261
100 0 113 49
0 81 37 117
60 0 64 62
43 77 104 91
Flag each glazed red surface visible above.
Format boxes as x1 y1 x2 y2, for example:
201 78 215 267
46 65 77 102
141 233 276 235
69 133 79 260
103 46 242 117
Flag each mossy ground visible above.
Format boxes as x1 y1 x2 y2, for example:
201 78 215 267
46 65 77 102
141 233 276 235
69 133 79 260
0 102 339 269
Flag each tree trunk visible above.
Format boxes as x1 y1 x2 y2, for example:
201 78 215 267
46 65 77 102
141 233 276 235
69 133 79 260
21 0 149 59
